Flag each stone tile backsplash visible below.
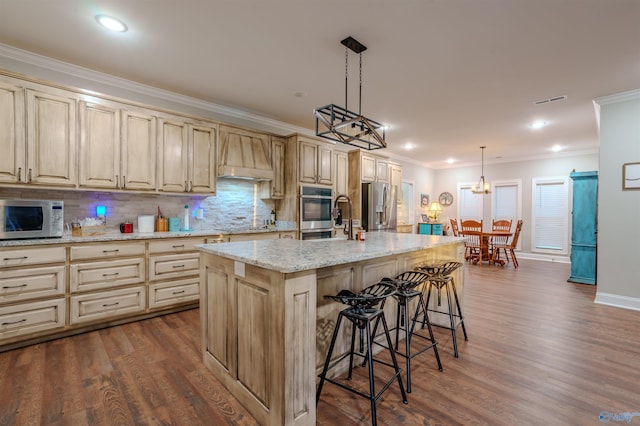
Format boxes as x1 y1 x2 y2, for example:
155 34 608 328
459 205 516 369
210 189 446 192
0 180 290 232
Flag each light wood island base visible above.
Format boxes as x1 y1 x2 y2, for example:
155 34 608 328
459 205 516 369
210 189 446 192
198 234 465 425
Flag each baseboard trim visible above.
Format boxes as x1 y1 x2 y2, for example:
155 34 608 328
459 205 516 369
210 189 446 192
594 292 640 312
517 252 571 264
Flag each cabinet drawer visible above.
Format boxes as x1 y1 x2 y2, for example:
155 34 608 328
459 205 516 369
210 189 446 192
149 278 200 309
205 235 230 244
0 265 66 304
0 246 66 268
70 242 145 261
148 238 205 254
70 285 146 325
0 298 66 340
70 258 145 292
149 253 199 281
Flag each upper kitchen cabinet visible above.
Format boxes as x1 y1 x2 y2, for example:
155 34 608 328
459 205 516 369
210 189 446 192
79 99 156 191
158 117 217 194
0 81 25 184
389 161 403 204
218 125 274 181
24 87 78 187
298 136 333 186
334 150 349 197
260 135 285 199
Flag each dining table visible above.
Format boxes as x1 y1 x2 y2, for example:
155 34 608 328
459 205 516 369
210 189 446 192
460 230 513 265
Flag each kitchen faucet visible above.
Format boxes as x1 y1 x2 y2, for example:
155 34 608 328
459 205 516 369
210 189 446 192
333 194 354 240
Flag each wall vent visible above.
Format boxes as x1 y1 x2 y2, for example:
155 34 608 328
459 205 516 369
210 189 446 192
534 95 567 105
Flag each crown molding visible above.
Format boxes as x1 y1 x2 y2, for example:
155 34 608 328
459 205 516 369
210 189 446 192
594 88 640 106
0 43 312 137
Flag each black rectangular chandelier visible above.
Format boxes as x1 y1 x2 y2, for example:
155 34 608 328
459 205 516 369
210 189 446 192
314 37 387 150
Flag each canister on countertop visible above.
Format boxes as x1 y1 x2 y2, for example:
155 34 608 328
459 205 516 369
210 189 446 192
155 217 168 232
168 217 180 232
138 215 155 233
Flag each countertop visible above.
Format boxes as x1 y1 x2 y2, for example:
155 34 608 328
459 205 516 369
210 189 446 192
0 227 297 247
197 232 465 273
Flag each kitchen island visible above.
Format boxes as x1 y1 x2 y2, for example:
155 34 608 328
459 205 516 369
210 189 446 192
197 232 465 425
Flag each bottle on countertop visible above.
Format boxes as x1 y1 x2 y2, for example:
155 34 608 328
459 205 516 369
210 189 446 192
270 209 276 225
183 204 190 230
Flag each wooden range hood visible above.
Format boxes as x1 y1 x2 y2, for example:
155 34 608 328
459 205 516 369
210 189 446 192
218 128 274 181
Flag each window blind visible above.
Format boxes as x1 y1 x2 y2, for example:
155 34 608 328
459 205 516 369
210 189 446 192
533 180 567 251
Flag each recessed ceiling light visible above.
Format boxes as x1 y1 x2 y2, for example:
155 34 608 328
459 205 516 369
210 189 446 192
95 15 128 32
551 144 562 152
292 91 306 98
447 158 455 164
403 143 415 150
529 120 548 130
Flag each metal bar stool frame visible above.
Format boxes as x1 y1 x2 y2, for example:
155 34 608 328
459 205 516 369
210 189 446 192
416 261 468 358
316 282 408 426
367 271 443 393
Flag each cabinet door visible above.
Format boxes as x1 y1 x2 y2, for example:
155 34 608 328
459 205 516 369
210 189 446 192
299 140 318 183
335 151 348 196
26 89 77 186
270 136 285 198
79 100 120 189
0 81 25 184
317 144 334 185
188 123 217 194
389 163 402 203
121 110 157 190
375 159 389 183
361 154 376 182
158 118 188 192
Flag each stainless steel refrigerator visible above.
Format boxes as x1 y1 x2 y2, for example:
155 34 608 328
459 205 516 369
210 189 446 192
361 182 397 232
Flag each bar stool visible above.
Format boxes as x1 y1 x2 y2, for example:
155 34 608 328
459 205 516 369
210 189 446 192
416 261 467 357
316 281 408 426
368 271 442 393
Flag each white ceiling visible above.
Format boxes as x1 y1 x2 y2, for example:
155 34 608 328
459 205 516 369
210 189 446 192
1 0 639 169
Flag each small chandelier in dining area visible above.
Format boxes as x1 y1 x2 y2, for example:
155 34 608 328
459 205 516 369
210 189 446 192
471 146 491 194
314 36 387 151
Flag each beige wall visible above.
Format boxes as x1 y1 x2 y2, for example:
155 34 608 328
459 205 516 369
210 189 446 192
594 91 640 311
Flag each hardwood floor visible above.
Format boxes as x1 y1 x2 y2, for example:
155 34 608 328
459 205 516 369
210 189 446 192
1 259 639 425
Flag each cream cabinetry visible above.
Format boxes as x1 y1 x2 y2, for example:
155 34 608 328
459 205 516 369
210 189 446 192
389 161 403 203
25 88 78 187
78 100 157 191
0 81 25 184
70 286 146 325
158 118 217 194
0 246 66 344
148 238 204 309
359 152 388 183
69 241 146 325
260 136 285 199
299 137 333 185
334 150 349 196
0 81 78 187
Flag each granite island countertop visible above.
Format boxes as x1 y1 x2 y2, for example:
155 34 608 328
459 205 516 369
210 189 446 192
197 232 465 273
0 226 297 247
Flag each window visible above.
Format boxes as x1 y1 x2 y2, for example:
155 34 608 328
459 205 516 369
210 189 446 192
457 183 482 221
531 176 569 254
491 179 522 249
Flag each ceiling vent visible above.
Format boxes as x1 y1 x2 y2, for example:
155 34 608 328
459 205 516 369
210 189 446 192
534 95 567 105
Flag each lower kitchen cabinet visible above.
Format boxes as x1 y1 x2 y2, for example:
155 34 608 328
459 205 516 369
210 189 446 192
70 285 146 325
0 231 296 351
0 298 66 340
149 278 200 309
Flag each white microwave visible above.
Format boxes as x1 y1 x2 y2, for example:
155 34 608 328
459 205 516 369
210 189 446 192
0 199 64 240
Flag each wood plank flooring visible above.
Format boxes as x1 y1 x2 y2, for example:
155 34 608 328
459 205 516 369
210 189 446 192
1 259 639 425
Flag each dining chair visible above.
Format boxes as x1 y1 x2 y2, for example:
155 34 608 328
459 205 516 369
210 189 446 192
491 219 523 268
490 219 512 262
460 219 483 263
449 218 460 237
